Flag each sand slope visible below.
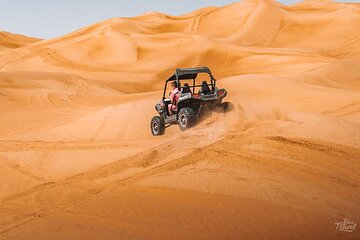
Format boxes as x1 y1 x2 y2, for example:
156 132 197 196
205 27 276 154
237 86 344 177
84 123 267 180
0 0 359 239
0 31 42 52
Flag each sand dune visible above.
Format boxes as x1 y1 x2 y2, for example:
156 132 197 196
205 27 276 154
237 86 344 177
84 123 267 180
0 0 359 239
0 31 41 52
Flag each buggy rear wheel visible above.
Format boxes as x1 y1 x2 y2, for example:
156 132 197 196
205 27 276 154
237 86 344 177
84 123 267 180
151 116 165 136
178 107 195 131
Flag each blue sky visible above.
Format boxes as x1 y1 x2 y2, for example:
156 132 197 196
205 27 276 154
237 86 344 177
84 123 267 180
0 0 358 39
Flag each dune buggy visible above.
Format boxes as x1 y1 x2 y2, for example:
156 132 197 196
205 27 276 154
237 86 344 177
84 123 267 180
150 67 227 136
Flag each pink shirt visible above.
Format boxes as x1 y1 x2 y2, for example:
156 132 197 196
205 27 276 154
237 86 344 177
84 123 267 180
170 88 179 102
169 88 179 110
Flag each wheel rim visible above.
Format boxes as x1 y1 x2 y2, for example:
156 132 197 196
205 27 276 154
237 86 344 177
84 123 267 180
152 121 159 134
180 114 187 127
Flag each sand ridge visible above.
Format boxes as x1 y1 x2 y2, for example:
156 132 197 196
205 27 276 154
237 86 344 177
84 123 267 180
0 31 42 53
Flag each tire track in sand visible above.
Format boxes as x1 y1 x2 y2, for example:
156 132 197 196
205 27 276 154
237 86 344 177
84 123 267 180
0 134 227 235
188 15 202 33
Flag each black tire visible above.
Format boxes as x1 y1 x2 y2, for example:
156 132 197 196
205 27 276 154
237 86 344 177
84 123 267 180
151 116 165 136
178 107 195 131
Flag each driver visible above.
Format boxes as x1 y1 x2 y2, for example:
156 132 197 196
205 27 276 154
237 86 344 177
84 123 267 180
168 80 180 115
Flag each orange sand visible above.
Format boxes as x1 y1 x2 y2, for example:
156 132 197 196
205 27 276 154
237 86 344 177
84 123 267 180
0 0 359 239
0 31 41 52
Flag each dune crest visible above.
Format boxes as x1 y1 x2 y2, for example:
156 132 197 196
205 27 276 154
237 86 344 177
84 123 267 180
0 31 42 52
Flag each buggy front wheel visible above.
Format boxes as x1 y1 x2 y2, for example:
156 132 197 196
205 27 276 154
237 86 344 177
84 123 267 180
151 116 165 136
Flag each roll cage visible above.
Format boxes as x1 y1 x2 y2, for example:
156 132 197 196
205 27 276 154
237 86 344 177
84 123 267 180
162 67 216 99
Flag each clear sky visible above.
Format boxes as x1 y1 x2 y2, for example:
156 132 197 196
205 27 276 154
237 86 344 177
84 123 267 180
0 0 358 39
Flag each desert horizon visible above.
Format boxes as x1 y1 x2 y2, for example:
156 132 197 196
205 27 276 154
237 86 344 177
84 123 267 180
0 0 359 239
